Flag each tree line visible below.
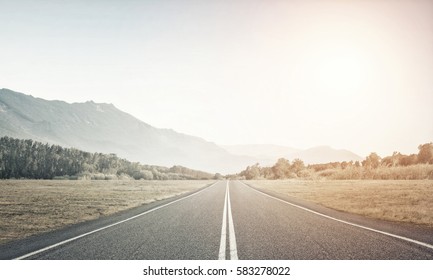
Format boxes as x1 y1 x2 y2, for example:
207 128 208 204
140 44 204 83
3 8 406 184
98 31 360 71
235 143 433 180
0 136 214 180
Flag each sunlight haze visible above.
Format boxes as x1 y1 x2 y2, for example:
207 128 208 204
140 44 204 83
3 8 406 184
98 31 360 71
1 0 432 158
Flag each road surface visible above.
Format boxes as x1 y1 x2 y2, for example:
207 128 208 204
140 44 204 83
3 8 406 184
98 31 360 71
1 180 433 259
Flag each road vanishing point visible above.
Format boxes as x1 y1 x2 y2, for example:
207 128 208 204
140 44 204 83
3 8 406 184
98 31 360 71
1 180 433 260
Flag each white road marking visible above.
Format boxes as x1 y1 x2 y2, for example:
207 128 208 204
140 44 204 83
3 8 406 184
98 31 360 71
227 181 239 260
14 182 219 260
240 181 433 251
218 180 238 260
218 182 228 260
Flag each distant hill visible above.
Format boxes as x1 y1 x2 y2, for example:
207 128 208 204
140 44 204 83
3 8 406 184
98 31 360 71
222 144 363 165
0 88 253 174
222 144 301 166
288 146 363 164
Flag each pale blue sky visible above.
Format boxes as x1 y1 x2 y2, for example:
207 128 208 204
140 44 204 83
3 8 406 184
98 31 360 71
1 0 432 157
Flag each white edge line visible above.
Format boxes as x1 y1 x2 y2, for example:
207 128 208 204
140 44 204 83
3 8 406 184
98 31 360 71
14 181 219 260
240 181 433 251
218 181 228 260
227 180 239 260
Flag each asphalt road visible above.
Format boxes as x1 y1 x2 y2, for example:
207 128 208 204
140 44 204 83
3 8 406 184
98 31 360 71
2 180 433 260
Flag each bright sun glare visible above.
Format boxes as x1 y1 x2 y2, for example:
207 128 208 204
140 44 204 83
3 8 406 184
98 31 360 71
319 57 363 90
316 50 366 94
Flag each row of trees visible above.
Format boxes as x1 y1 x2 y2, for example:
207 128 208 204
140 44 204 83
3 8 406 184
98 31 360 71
238 158 307 180
0 136 213 180
311 143 433 172
236 143 433 180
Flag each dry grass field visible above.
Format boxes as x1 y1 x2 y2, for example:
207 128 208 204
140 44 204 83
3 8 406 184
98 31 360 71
248 180 433 227
0 180 211 244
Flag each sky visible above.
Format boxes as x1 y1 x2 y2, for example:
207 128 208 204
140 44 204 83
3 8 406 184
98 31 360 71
1 0 432 157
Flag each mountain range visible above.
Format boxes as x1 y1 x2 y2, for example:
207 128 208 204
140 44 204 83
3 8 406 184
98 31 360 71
0 88 363 173
223 144 363 165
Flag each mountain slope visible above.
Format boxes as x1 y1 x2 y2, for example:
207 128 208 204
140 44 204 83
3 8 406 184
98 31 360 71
222 144 363 165
0 88 253 174
222 144 301 166
288 146 363 164
222 144 300 158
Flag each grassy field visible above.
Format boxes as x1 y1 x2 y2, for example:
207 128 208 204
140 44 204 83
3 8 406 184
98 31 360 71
248 180 433 227
0 180 211 244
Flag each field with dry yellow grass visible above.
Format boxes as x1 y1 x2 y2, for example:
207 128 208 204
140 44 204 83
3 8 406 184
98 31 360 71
0 180 211 244
248 180 433 227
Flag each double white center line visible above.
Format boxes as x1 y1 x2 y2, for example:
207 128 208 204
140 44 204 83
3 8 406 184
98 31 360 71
218 180 238 260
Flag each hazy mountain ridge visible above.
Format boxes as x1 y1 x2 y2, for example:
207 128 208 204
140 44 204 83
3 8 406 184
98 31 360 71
0 88 254 174
289 146 363 164
223 144 363 165
222 144 301 158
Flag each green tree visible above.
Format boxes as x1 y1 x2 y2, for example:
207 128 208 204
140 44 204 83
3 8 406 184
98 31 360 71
241 163 261 180
362 153 381 169
418 143 433 164
272 158 291 179
291 158 305 175
399 154 418 166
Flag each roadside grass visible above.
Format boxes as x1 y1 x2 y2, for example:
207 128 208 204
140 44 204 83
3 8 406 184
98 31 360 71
0 180 210 244
247 180 433 227
315 165 433 180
